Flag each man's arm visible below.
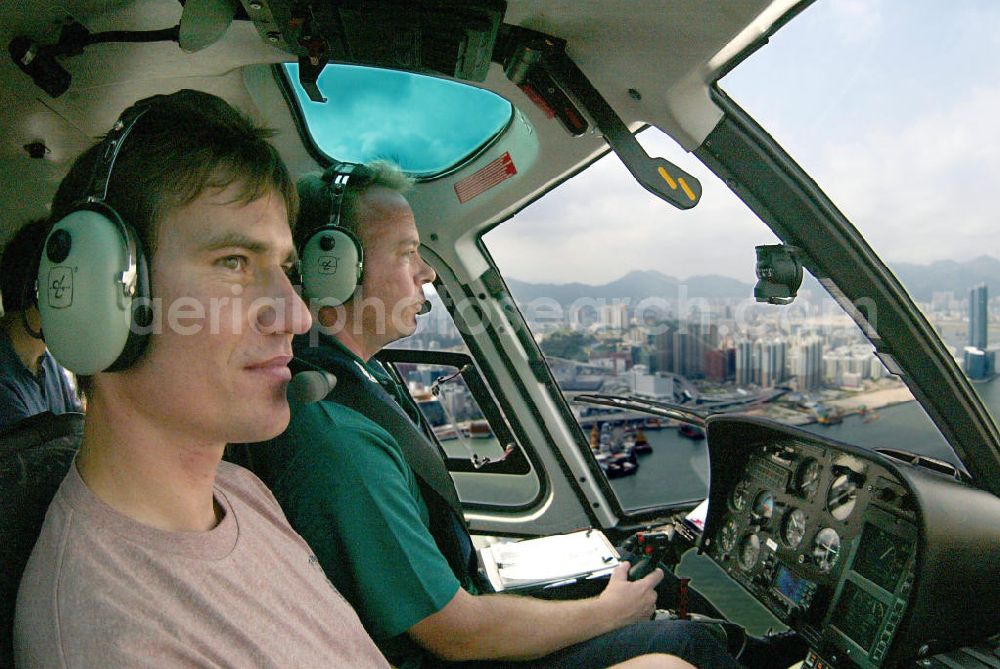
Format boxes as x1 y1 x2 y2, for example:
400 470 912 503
409 562 663 662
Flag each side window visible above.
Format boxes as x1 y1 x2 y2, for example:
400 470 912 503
377 348 541 510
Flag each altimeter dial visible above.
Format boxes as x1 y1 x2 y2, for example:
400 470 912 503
827 470 862 521
738 534 762 571
794 458 821 498
720 517 739 553
782 508 807 549
813 527 841 573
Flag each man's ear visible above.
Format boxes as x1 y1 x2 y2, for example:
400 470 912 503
22 305 45 340
317 304 345 330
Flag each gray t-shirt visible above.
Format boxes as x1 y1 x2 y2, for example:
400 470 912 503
14 460 389 668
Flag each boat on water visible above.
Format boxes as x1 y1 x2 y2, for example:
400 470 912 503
415 395 460 440
678 424 706 440
589 424 638 477
632 428 652 454
814 406 845 425
465 419 494 438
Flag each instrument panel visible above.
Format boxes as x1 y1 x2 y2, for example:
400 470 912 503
705 438 916 668
700 417 1000 669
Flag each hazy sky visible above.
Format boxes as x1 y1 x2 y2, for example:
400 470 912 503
485 0 1000 285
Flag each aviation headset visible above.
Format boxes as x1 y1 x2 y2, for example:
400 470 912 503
36 104 152 375
298 161 373 306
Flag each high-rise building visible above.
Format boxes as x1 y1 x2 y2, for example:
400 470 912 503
704 349 727 382
969 284 988 350
735 339 753 386
672 330 700 377
601 302 629 332
650 322 676 374
754 338 787 388
792 336 823 391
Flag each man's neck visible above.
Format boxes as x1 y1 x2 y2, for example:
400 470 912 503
1 312 46 375
332 329 375 362
76 393 225 532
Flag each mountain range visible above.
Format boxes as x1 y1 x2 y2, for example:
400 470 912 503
505 256 1000 305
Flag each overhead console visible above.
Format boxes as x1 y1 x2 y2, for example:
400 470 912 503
700 416 1000 668
240 0 506 101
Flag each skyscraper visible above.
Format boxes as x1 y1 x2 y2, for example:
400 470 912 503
792 336 823 391
735 339 753 386
969 284 988 350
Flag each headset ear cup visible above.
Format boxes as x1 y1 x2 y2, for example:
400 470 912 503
37 203 150 374
300 226 364 306
106 220 150 372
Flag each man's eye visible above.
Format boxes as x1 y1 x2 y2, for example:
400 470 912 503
220 255 247 271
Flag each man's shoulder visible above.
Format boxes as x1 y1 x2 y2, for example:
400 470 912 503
289 396 399 451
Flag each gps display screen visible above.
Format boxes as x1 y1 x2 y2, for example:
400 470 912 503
853 524 911 593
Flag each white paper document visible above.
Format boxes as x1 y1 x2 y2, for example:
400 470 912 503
478 529 620 592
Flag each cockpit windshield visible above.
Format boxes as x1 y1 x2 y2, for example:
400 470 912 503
484 1 996 510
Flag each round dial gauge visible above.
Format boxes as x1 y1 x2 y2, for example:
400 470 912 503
813 527 841 573
752 491 776 525
794 458 821 498
827 471 862 520
782 508 807 549
730 480 749 512
738 534 762 571
719 517 739 553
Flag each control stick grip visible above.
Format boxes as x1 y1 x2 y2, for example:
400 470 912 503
623 531 672 581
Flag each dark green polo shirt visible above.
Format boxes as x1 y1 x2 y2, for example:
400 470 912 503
253 336 474 669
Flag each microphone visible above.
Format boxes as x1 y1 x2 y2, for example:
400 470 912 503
417 300 432 315
287 358 337 403
287 370 337 403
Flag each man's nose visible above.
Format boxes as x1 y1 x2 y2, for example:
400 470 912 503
252 268 312 335
418 253 436 285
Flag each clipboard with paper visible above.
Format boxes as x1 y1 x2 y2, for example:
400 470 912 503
477 529 620 592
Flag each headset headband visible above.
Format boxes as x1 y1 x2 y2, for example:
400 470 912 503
320 162 373 229
82 105 149 301
87 105 150 204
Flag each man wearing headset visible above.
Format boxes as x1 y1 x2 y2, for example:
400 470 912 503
0 218 82 432
14 91 389 667
244 160 760 669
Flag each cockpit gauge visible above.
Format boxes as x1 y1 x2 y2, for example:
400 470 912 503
752 490 776 525
794 458 821 498
782 508 807 549
827 470 863 520
730 480 749 512
738 534 762 571
812 527 841 573
720 517 739 553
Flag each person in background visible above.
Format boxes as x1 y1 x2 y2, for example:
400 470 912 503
0 218 82 432
246 161 736 669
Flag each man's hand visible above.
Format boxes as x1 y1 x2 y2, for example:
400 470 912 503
409 561 666 662
597 561 663 627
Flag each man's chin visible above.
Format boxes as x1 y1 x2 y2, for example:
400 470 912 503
230 402 291 444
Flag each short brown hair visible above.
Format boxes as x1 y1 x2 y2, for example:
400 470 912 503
51 89 298 257
294 159 412 251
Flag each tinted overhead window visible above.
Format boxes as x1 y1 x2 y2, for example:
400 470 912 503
283 63 513 176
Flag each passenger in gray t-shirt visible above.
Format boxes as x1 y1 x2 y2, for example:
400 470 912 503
14 90 388 668
16 462 383 667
